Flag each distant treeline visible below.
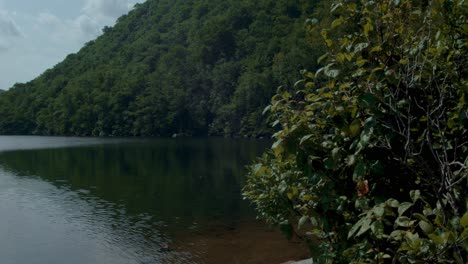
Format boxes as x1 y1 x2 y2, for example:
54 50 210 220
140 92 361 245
0 0 328 137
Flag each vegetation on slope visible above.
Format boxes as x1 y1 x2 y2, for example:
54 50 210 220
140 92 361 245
0 0 328 137
244 0 467 262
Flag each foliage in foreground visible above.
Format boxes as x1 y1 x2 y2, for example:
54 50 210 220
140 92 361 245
244 0 467 262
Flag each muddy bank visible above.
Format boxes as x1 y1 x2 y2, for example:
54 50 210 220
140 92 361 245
171 220 310 264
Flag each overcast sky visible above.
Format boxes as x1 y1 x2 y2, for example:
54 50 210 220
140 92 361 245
0 0 145 90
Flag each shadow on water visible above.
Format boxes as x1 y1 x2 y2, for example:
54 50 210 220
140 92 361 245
0 139 266 224
0 137 308 263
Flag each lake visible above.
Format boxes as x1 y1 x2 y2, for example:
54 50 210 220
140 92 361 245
0 136 307 264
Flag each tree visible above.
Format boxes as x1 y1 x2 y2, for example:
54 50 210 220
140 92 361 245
0 0 322 137
244 0 467 262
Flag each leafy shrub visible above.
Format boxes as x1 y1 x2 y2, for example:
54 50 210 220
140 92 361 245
244 0 467 262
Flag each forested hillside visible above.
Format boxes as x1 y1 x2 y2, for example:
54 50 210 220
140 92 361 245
0 0 327 137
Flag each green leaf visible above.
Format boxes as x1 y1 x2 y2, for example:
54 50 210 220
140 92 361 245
371 66 384 73
287 186 298 200
461 213 468 228
325 67 340 78
278 181 288 194
308 155 321 162
395 216 412 227
370 46 382 53
335 53 347 63
423 207 433 216
310 217 318 226
386 198 400 208
397 99 409 108
294 80 304 88
354 42 369 53
305 18 318 26
316 67 325 76
373 205 385 218
461 228 468 239
418 221 434 234
348 217 365 239
356 218 372 237
349 119 361 137
355 198 368 209
262 105 271 115
410 190 421 202
252 164 264 175
405 231 419 244
389 230 405 241
330 2 343 13
413 213 430 223
317 54 328 64
346 154 356 166
398 202 413 216
332 147 341 159
301 194 313 202
371 221 384 238
447 118 456 129
331 17 344 29
356 59 368 67
435 212 444 227
298 215 309 229
272 138 283 150
342 247 356 257
299 134 313 145
364 21 373 36
428 233 445 245
339 82 352 89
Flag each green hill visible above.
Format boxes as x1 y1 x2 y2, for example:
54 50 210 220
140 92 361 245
0 0 325 137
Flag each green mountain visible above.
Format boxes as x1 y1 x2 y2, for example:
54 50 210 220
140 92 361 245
0 0 325 137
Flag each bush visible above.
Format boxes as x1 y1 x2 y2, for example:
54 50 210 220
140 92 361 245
243 0 467 262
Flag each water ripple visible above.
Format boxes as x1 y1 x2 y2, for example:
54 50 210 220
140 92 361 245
0 167 196 264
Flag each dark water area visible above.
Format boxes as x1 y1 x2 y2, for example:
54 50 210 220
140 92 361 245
0 136 308 264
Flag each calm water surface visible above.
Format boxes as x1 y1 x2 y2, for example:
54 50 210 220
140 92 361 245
0 136 307 264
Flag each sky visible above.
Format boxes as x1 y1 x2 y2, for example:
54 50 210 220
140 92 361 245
0 0 145 90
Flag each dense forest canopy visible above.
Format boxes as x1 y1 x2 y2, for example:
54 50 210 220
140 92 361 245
0 0 328 137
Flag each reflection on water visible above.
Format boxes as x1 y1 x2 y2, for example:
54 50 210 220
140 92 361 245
0 137 308 263
0 169 188 264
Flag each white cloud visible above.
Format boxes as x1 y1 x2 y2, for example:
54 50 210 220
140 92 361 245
79 0 143 36
83 0 130 19
75 14 101 37
0 0 145 90
0 12 21 37
33 1 144 50
0 10 23 55
37 12 61 26
0 41 8 52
